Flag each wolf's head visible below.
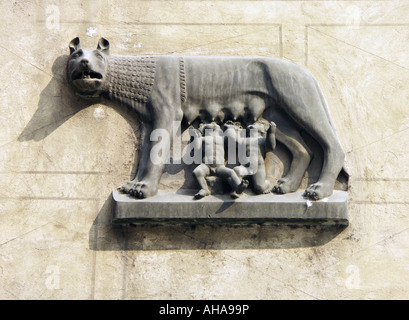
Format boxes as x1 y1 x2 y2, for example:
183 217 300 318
66 37 110 98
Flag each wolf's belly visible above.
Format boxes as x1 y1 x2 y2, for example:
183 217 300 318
181 57 273 124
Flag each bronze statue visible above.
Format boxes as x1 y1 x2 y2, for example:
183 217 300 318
67 37 347 200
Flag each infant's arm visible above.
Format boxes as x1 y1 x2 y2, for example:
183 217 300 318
265 121 277 151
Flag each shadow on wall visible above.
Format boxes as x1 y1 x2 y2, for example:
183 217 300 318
89 194 347 251
18 55 142 177
19 55 87 142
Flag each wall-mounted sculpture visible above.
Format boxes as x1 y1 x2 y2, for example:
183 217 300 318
66 37 348 203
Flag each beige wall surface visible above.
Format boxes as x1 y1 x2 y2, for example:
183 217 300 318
1 0 409 299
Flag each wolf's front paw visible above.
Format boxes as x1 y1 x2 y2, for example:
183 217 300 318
118 181 137 195
134 181 158 199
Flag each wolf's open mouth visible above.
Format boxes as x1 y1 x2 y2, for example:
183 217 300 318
72 69 103 81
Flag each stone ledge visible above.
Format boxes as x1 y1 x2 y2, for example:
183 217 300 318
112 189 349 226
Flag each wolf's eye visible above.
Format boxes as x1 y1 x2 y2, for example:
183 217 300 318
95 53 104 61
72 50 83 58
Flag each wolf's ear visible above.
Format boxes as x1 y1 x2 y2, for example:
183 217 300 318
69 37 81 55
97 37 110 55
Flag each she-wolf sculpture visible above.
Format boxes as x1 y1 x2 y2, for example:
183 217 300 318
66 37 347 200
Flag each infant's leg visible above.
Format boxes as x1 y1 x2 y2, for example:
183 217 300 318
193 164 211 199
233 165 249 178
215 166 241 190
251 161 270 194
216 166 249 198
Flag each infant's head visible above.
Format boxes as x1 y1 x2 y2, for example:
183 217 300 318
247 119 275 135
199 122 222 135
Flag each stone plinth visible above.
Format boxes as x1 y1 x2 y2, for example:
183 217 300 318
112 189 348 226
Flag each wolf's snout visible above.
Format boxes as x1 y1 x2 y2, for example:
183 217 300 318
81 59 89 68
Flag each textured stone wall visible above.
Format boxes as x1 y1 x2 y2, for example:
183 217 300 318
1 0 409 299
